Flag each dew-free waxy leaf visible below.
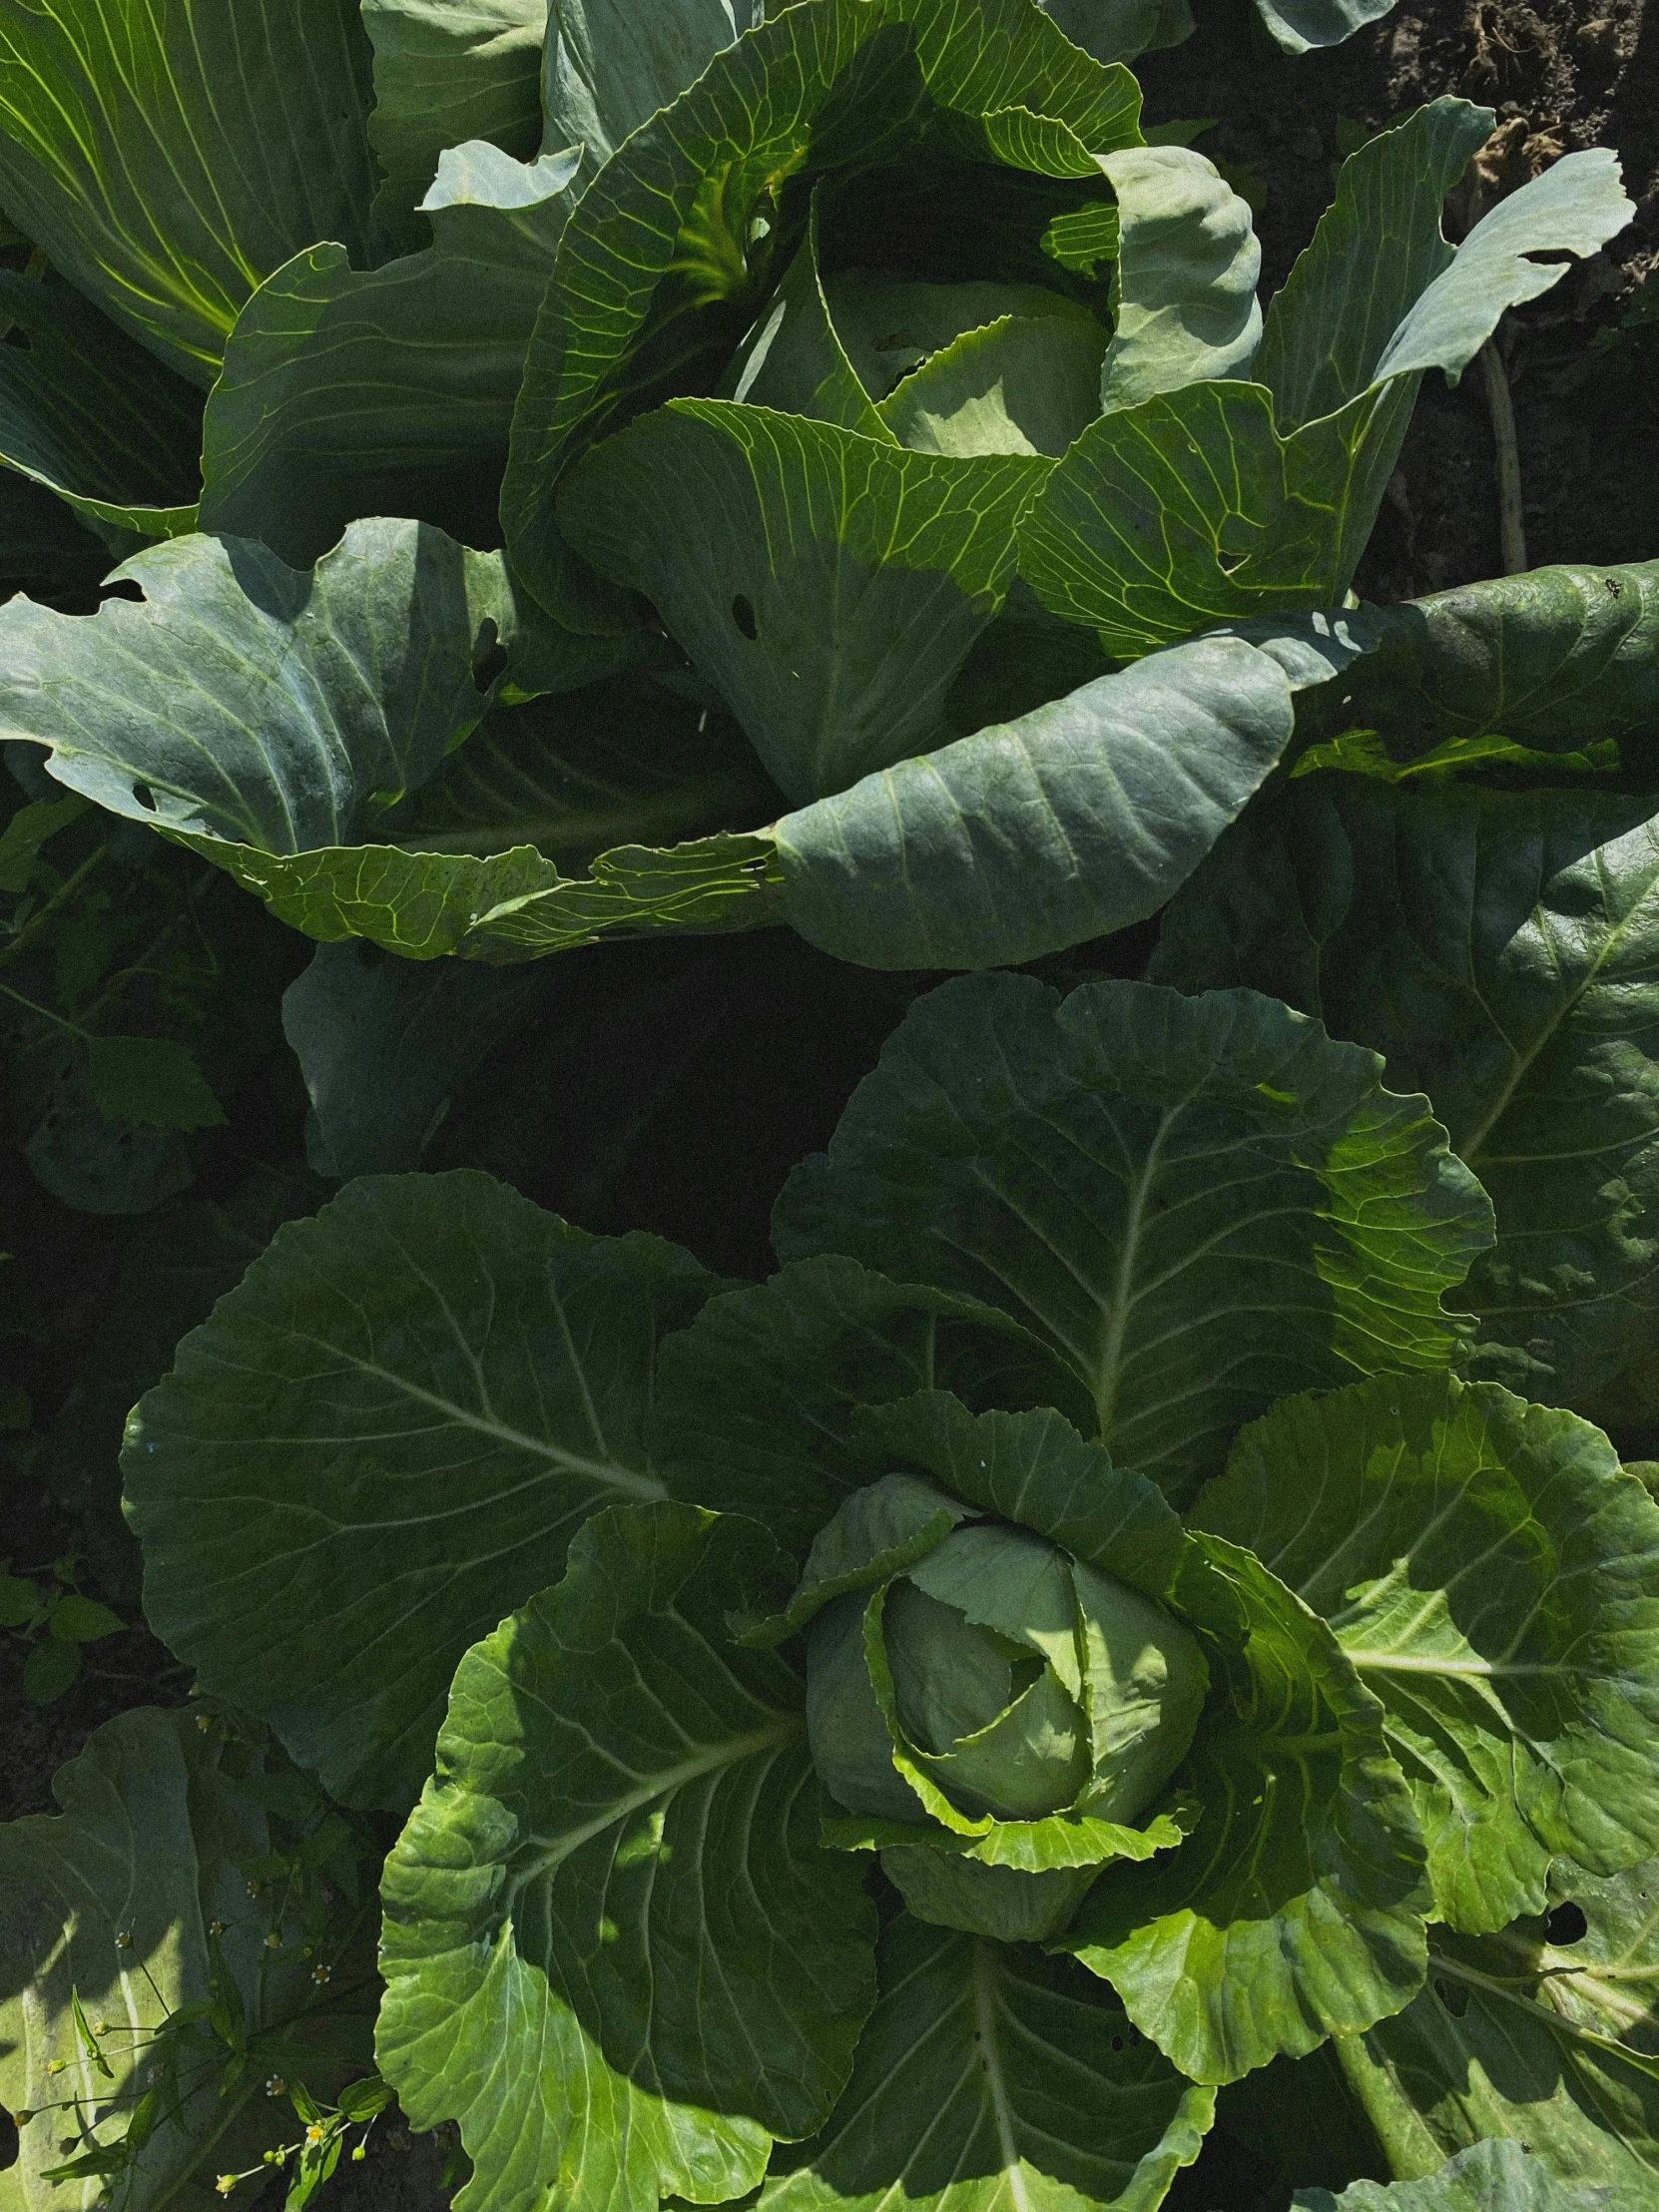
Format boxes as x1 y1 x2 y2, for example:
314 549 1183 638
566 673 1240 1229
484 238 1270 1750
774 971 1494 1504
0 0 381 383
378 1502 876 2212
761 1912 1216 2212
1019 103 1633 655
1152 776 1659 1404
122 1172 721 1809
1194 1374 1659 1933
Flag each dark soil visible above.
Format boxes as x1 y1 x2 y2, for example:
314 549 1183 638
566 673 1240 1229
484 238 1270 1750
1139 0 1659 600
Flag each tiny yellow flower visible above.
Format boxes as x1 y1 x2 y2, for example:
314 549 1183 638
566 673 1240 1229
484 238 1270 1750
208 1919 226 1937
305 2124 324 2145
309 1964 331 1985
115 1932 133 1949
264 1932 281 1950
195 1714 211 1732
215 2176 237 2197
265 2076 285 2098
245 1881 261 1899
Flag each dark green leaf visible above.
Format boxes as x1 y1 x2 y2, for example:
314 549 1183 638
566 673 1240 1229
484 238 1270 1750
197 147 584 568
762 1913 1215 2212
47 1593 124 1644
361 0 547 247
1151 777 1659 1404
0 273 203 538
1063 1536 1428 2085
0 793 88 893
1195 1373 1659 1933
0 0 381 383
651 1253 1087 1557
87 1037 225 1134
123 1172 721 1809
378 1504 877 2212
774 972 1493 1505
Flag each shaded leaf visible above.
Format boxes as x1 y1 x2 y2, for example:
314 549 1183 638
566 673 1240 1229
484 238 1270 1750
1151 777 1659 1404
560 401 1046 806
122 1172 721 1809
198 147 584 568
773 972 1493 1506
762 1912 1215 2212
281 939 559 1178
86 1038 224 1134
1339 1860 1659 2198
0 1709 374 2212
650 1253 1087 1558
0 0 380 383
362 0 548 247
0 275 203 538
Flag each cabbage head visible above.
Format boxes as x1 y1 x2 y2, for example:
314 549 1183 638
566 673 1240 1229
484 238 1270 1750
787 1473 1209 1938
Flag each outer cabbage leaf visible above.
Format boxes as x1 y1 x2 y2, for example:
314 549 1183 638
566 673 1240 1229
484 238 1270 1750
1295 2137 1630 2210
0 275 202 539
281 939 560 1179
651 1253 1087 1557
559 403 1047 805
771 621 1368 970
378 1503 876 2212
760 1913 1216 2212
1286 558 1659 771
1336 1859 1659 2198
773 971 1494 1506
0 521 523 855
1019 104 1633 655
0 520 758 956
541 0 767 182
1151 777 1659 1405
122 1172 722 1810
0 1709 374 2212
362 0 548 247
198 146 584 567
1062 1535 1429 2085
0 0 380 383
1254 0 1399 50
504 0 1142 630
1095 145 1261 406
1194 1373 1659 1933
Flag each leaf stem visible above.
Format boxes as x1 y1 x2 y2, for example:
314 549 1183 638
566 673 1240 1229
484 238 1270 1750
0 846 105 974
1477 338 1527 575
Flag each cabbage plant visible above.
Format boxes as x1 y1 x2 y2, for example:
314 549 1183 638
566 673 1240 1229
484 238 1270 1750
10 966 1659 2211
0 0 1633 970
